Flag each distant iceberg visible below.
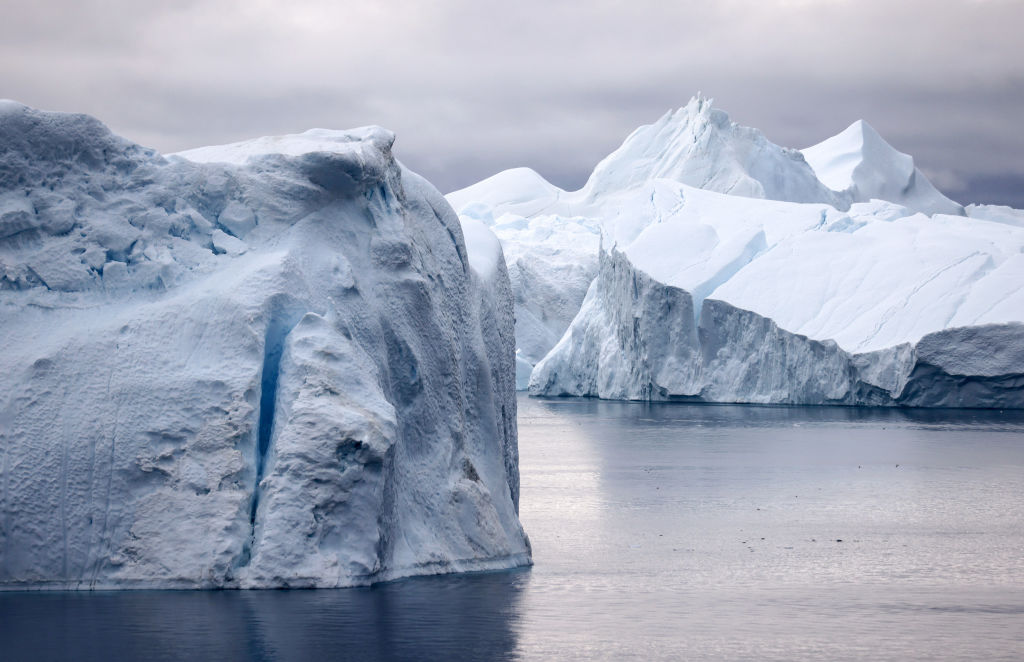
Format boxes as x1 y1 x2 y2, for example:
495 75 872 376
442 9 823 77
447 96 1024 407
0 102 530 589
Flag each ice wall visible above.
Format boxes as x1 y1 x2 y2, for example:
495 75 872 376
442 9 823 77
532 247 1024 408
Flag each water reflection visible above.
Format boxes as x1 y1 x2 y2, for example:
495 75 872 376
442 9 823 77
0 570 529 662
526 396 1024 430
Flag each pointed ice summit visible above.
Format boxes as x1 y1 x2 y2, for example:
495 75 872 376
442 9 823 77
448 95 1024 407
801 119 963 216
581 95 842 206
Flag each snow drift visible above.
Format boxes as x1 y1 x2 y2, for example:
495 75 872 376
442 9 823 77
0 102 530 589
448 96 1024 407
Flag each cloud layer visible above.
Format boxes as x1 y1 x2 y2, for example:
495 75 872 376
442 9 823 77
3 0 1022 204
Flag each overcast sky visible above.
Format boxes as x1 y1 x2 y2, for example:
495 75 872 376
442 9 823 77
3 0 1023 206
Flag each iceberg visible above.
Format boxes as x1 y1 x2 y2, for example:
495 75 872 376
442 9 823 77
449 96 1024 407
0 102 530 589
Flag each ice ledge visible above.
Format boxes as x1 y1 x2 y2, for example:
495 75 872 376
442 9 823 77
174 126 396 166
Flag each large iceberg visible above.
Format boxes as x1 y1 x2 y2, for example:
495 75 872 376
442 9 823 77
0 102 530 589
447 96 1024 407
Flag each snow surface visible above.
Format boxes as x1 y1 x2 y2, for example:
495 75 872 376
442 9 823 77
0 102 530 589
449 96 1024 406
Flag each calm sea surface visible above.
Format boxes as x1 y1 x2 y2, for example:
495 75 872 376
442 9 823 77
3 395 1024 661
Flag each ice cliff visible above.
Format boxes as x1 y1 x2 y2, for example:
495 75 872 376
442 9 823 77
0 102 530 589
447 96 1024 407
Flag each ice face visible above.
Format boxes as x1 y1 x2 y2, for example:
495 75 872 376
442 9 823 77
528 184 1024 406
531 246 1024 408
0 102 530 589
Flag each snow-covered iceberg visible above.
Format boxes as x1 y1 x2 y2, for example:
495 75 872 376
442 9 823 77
0 102 530 589
448 96 1024 407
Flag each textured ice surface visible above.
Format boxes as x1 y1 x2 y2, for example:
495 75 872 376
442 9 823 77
966 203 1024 228
531 248 1024 407
0 102 530 589
449 96 1024 405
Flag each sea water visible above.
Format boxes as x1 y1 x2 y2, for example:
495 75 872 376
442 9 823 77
2 395 1023 661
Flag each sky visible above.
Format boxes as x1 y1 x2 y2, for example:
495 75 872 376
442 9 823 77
3 0 1023 206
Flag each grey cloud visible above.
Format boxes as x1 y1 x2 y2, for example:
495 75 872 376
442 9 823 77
950 174 1024 209
1 0 1022 202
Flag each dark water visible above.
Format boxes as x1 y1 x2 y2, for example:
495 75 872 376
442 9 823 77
3 396 1024 661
